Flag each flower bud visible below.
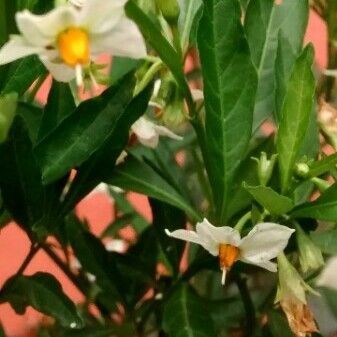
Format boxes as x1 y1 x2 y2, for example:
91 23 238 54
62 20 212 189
155 0 180 23
295 162 310 178
295 224 324 274
0 93 17 143
252 152 277 186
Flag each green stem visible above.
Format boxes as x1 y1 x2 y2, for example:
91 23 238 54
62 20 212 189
234 211 251 232
134 60 163 96
14 243 40 277
235 274 256 337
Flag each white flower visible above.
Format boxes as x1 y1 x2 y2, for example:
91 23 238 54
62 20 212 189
165 218 295 285
131 116 182 149
0 0 147 86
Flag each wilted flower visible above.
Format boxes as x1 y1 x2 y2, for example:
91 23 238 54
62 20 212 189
131 116 182 148
0 0 146 86
166 219 294 285
276 253 319 337
295 224 324 274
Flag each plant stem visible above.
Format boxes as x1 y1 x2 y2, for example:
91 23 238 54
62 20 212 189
234 211 251 232
14 243 40 277
236 274 256 337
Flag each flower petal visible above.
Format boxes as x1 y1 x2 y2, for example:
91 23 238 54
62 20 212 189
90 17 147 59
0 36 44 64
40 56 75 82
195 219 222 256
131 117 159 148
80 0 127 35
165 229 203 246
154 125 183 141
242 259 277 272
16 7 77 47
239 223 295 264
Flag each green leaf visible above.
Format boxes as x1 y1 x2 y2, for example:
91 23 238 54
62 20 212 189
276 45 315 194
311 228 337 255
163 284 217 337
35 73 135 184
2 56 47 96
244 0 309 129
104 156 201 221
244 183 294 215
60 324 135 337
0 272 83 328
319 287 337 318
197 0 257 223
267 309 294 337
0 116 45 227
110 57 141 84
60 83 153 215
38 81 76 141
291 184 337 222
150 199 186 275
178 0 202 52
0 93 17 143
307 153 337 178
125 1 190 99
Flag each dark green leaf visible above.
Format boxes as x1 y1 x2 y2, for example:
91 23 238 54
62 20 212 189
0 116 45 227
244 183 294 215
105 156 201 221
35 73 135 184
125 1 191 99
2 56 46 96
60 83 153 216
276 45 315 193
38 81 76 141
66 215 124 306
197 0 257 223
291 184 337 222
0 272 83 328
150 199 186 275
267 309 294 337
245 0 309 129
60 324 135 337
163 284 217 337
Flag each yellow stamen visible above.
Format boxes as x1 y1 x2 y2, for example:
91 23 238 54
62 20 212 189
57 27 90 67
219 244 239 270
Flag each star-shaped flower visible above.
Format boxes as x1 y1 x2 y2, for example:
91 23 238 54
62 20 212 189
166 218 294 284
0 0 146 86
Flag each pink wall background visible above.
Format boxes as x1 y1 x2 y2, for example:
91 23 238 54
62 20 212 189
0 10 328 337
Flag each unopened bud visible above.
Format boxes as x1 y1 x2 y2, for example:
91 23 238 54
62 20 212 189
252 152 277 186
155 0 180 23
295 162 310 178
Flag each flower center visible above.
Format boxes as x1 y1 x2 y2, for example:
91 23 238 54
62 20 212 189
57 27 90 67
219 244 239 270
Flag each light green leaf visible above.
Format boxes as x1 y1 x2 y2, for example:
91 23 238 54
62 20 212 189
276 45 315 193
104 156 201 222
163 284 217 337
0 93 17 143
245 0 309 130
307 153 337 178
291 184 337 222
244 183 294 215
197 0 257 223
178 0 202 52
35 73 135 184
0 272 83 329
311 229 337 255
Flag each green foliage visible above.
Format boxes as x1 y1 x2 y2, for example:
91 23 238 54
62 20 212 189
197 0 257 224
0 272 83 328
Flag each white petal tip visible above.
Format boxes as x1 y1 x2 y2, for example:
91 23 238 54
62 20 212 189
165 229 171 236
